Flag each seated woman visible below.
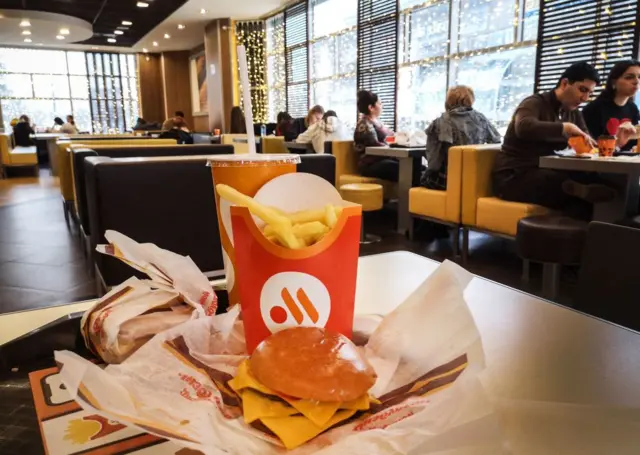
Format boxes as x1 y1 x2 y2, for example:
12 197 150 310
284 105 325 141
60 115 79 134
421 85 500 190
582 60 640 151
13 115 35 147
230 106 247 134
295 110 350 153
353 90 403 181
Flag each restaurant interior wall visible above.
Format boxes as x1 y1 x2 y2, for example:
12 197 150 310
161 51 194 128
137 53 166 125
0 47 141 133
204 18 235 132
264 0 541 131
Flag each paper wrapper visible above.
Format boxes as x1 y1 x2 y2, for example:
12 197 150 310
56 261 505 454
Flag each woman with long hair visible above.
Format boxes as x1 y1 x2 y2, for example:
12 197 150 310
229 106 247 134
61 115 79 134
285 105 325 141
295 110 350 153
583 60 640 150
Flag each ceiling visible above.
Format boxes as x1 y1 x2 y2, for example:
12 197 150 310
0 0 284 52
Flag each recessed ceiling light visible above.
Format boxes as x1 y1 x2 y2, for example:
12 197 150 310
22 30 31 35
142 48 148 53
107 38 116 43
152 41 158 47
24 38 32 43
177 24 185 30
56 35 65 40
164 33 170 39
137 2 149 7
19 20 30 27
114 30 124 35
122 20 133 26
59 28 70 35
200 9 207 14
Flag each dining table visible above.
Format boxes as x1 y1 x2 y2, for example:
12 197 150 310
30 133 63 175
540 154 640 222
284 141 313 153
1 251 640 454
365 146 425 234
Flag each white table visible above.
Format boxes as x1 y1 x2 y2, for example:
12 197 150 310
365 146 425 234
540 154 640 222
31 133 63 176
3 251 640 453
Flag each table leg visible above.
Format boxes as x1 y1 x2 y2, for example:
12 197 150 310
397 157 413 234
593 173 640 222
47 139 59 176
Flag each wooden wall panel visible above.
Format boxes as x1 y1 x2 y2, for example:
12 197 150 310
161 51 193 128
193 115 209 132
204 18 234 132
137 53 165 124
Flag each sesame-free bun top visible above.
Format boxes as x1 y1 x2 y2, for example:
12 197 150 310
249 327 377 402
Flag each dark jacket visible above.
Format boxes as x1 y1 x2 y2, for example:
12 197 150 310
353 116 389 167
13 122 34 147
582 96 640 151
493 90 587 175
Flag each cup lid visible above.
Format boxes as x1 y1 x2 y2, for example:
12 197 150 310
207 154 300 167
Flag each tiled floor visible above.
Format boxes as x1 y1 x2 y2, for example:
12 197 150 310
0 170 95 315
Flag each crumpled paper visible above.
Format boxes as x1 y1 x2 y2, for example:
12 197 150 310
56 261 506 454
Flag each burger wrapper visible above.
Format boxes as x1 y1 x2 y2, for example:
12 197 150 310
55 261 506 454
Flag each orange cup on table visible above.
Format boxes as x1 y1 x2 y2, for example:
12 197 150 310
208 154 300 307
597 135 616 157
385 135 396 144
568 136 592 155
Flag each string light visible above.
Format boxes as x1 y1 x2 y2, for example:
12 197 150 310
235 21 267 123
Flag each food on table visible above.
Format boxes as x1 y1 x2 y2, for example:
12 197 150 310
228 327 377 449
597 135 616 157
216 183 343 249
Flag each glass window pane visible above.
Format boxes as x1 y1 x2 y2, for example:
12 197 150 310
311 0 357 38
407 3 450 61
449 46 536 129
97 76 105 99
95 54 103 75
2 99 70 130
105 76 114 100
127 54 136 78
288 47 307 82
0 74 34 97
32 75 70 99
397 62 448 132
267 54 286 86
129 78 138 100
119 54 128 77
70 76 90 99
311 38 335 79
266 14 285 54
337 31 357 75
311 77 357 128
268 87 286 122
103 54 112 76
456 0 515 52
66 52 87 75
523 0 540 41
71 99 92 132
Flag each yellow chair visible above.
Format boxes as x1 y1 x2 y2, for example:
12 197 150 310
340 183 384 244
461 144 549 260
221 134 250 154
262 136 288 154
408 145 463 251
331 141 397 199
57 138 177 221
0 133 38 177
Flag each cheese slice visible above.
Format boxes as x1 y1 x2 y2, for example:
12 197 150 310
280 397 341 427
340 393 371 411
260 409 358 450
229 360 275 395
241 389 297 424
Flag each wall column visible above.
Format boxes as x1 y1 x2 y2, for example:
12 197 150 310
204 18 235 132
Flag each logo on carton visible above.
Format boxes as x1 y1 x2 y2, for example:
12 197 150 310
260 272 330 333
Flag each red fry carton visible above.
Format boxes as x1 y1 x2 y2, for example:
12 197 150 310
229 173 362 353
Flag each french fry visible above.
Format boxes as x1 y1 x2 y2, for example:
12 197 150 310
287 208 326 224
293 221 330 243
324 204 338 228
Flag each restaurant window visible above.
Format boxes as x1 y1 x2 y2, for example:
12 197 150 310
266 14 286 122
309 0 358 126
285 2 309 118
397 0 538 132
0 48 139 133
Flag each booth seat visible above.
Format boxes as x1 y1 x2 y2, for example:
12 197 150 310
57 138 177 221
460 144 550 259
221 134 250 154
0 133 38 177
325 141 397 199
262 136 288 154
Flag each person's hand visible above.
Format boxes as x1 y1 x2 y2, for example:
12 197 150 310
563 122 596 147
617 123 636 148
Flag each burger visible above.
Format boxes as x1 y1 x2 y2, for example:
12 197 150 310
229 327 377 449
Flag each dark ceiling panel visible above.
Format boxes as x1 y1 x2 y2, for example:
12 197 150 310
0 0 189 47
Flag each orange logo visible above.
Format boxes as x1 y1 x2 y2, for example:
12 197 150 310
260 272 331 332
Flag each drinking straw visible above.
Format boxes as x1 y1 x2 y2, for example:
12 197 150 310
237 45 256 154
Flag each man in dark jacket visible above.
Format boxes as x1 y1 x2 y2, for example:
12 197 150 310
493 62 614 218
13 115 35 147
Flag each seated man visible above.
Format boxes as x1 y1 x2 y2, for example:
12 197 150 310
493 62 614 219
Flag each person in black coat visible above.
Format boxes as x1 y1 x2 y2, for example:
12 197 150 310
13 115 35 147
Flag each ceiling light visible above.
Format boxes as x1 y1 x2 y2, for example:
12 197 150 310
22 30 31 35
24 38 32 43
59 28 70 35
56 35 65 40
114 30 124 35
137 2 149 7
164 33 170 39
177 24 185 30
152 41 158 47
122 20 133 26
19 20 30 27
200 9 207 14
142 48 148 53
107 38 116 43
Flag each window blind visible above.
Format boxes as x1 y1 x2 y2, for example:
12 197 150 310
357 0 398 129
535 0 640 94
285 1 309 118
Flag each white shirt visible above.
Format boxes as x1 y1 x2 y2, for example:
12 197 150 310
296 116 351 153
60 123 79 134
